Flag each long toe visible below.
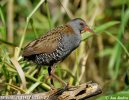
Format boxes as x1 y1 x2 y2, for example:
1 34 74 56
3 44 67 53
50 84 57 91
63 82 70 90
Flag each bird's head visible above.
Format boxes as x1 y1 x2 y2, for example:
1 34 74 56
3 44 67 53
68 18 96 34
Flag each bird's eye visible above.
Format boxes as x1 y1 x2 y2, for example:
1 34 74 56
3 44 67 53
80 22 84 26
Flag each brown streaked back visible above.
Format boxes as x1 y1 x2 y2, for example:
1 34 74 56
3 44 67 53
22 25 75 57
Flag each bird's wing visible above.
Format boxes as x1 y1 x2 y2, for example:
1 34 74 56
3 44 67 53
22 31 60 57
22 25 74 57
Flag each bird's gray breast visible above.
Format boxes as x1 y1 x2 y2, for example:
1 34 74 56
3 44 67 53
55 33 81 60
62 34 81 51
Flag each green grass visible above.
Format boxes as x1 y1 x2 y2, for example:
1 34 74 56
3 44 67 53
0 0 129 98
0 6 6 40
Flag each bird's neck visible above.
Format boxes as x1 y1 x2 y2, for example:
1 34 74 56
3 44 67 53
66 23 80 35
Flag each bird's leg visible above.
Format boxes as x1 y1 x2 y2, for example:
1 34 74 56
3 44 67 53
51 64 68 88
48 66 55 89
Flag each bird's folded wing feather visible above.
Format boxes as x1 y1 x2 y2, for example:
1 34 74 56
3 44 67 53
22 32 60 57
22 25 74 57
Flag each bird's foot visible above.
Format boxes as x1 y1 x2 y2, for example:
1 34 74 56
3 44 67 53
63 82 70 90
50 84 57 91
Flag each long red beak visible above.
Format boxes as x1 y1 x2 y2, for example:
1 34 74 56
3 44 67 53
84 26 96 34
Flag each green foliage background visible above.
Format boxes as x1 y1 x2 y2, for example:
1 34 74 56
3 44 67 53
0 0 129 99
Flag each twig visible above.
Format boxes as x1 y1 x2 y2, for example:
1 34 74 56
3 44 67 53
0 81 102 100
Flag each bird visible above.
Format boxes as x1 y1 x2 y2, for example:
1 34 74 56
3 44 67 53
22 18 95 88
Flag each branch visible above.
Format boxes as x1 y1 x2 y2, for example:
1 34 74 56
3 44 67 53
0 81 102 100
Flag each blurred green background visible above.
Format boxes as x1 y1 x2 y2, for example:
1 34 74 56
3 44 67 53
0 0 129 99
